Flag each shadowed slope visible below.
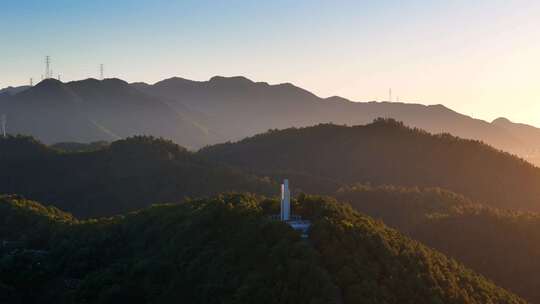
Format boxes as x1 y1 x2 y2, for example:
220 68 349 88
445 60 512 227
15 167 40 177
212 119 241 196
199 119 540 212
0 135 274 218
336 185 540 302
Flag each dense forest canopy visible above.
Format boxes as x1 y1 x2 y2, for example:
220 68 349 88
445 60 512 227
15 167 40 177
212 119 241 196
336 185 540 303
51 141 110 153
199 119 540 212
0 194 525 304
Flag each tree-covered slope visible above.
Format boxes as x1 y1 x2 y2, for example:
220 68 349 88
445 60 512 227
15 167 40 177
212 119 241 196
335 185 540 303
51 141 110 153
0 194 338 304
0 194 526 304
0 194 75 246
199 119 540 212
0 135 274 218
296 194 524 304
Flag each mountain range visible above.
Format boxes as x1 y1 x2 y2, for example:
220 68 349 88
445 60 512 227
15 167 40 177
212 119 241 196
4 122 540 302
0 85 30 97
2 76 540 165
0 79 214 148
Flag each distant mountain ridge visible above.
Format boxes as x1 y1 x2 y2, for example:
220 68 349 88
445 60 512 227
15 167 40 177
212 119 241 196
3 76 540 164
0 78 215 148
0 85 30 96
134 76 540 163
492 116 540 165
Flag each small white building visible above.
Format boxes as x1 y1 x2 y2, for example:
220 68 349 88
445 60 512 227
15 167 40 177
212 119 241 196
277 179 311 238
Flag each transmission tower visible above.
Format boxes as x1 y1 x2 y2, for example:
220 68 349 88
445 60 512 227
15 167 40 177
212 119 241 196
45 56 51 79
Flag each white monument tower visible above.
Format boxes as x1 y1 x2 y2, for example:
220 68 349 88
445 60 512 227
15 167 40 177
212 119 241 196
281 179 291 221
275 179 311 238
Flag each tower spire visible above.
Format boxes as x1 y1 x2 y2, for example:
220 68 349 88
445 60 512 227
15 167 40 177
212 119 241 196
281 179 291 221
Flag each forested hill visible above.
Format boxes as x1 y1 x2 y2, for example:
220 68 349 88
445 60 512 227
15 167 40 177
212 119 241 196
0 135 274 218
199 118 540 212
335 185 540 303
0 194 526 304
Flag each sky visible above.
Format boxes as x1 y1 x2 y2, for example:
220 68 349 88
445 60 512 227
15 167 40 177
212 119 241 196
1 0 540 126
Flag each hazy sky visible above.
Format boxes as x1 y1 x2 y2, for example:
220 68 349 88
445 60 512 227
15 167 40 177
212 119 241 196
2 0 540 126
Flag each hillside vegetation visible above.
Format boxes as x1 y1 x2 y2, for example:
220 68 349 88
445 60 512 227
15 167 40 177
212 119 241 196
0 135 274 218
51 141 110 153
336 185 540 303
199 119 540 212
0 194 526 304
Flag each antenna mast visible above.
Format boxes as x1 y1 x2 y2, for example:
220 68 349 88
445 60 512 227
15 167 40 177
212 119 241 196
45 56 51 79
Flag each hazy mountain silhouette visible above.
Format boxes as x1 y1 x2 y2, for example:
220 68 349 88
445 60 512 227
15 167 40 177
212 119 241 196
492 117 540 164
135 75 540 163
4 76 540 163
0 85 30 96
0 79 214 148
